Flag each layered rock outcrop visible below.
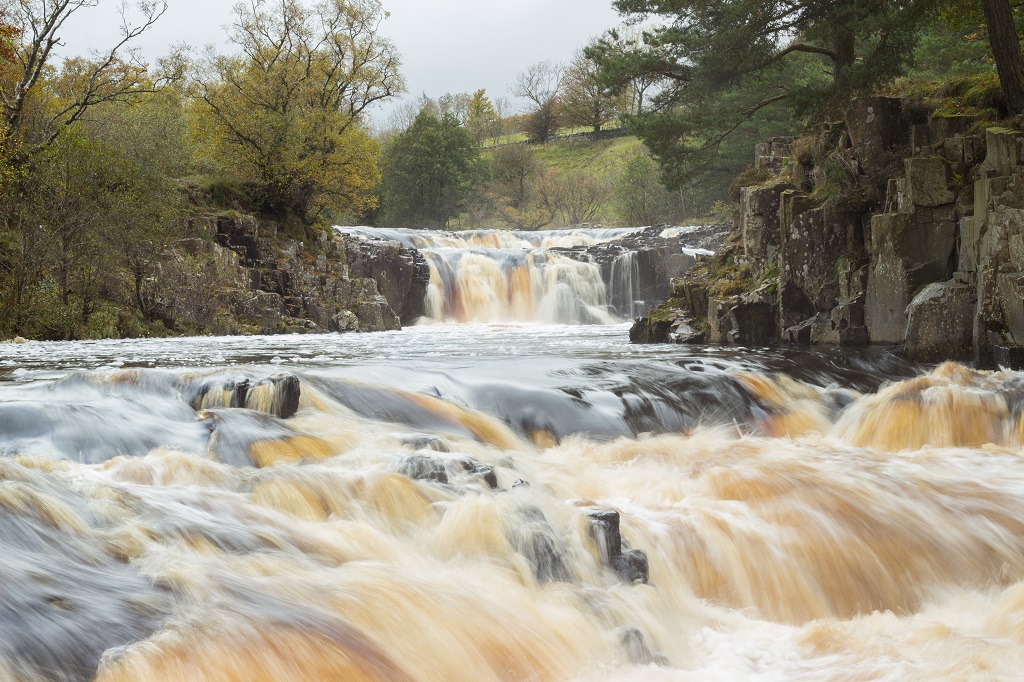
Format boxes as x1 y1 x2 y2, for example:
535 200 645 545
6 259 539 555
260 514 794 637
633 97 1024 367
147 214 427 335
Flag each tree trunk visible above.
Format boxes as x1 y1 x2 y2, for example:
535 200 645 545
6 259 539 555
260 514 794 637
983 0 1024 115
832 29 856 84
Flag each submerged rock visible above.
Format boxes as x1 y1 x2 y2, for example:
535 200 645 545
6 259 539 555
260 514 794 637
458 459 498 489
510 507 574 583
629 302 705 344
397 455 449 485
619 626 669 666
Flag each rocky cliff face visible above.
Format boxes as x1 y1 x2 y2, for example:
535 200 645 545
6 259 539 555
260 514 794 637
146 214 428 335
634 98 1024 368
341 235 431 325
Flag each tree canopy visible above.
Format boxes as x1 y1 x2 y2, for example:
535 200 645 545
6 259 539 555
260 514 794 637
379 110 486 228
1 0 167 161
192 0 401 223
590 0 940 187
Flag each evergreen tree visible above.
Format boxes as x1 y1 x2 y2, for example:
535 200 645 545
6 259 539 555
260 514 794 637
591 0 938 187
379 111 486 228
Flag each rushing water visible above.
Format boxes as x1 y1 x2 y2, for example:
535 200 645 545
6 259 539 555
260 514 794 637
5 324 1024 681
337 226 708 324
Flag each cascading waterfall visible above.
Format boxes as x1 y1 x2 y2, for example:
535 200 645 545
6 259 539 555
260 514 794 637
338 226 662 324
420 248 615 324
609 250 640 319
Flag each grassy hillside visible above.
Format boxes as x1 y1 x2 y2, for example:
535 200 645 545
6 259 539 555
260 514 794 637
530 135 643 181
467 134 698 229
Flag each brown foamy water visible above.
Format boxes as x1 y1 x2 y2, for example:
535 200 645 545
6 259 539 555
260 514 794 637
2 327 1023 681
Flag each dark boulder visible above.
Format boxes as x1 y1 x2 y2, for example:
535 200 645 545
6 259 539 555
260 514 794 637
586 508 649 584
397 455 449 485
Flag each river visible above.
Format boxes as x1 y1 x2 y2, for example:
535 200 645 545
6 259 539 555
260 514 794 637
4 319 1024 681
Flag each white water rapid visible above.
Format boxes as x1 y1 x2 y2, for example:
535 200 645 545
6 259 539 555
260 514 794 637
3 326 1024 680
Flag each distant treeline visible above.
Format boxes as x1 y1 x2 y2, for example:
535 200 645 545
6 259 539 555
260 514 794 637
0 0 1021 338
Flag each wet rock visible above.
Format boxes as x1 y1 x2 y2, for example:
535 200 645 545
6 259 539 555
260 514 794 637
780 198 855 322
355 298 401 332
708 288 776 346
629 303 705 345
555 225 706 317
865 209 956 343
398 434 451 453
784 315 819 345
191 374 251 411
588 510 623 565
342 235 431 325
993 338 1024 370
619 626 669 666
973 205 1024 366
329 309 359 332
511 508 573 583
587 509 649 584
0 496 169 681
998 272 1024 344
613 549 649 584
251 373 301 419
397 455 449 485
905 281 974 362
458 459 498 489
810 301 869 346
199 408 294 467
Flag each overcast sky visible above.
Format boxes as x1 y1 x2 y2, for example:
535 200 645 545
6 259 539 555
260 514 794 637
58 0 625 125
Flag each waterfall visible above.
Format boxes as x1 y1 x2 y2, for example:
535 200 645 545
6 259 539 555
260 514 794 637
335 225 718 324
338 227 652 325
610 250 640 318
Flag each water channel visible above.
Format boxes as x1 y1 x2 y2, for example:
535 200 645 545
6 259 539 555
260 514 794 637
2 234 1024 680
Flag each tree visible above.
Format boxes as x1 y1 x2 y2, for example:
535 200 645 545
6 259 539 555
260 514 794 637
550 170 609 225
591 0 936 187
192 0 402 223
1 0 167 160
379 111 486 228
437 92 471 124
613 149 684 226
0 104 183 338
484 144 555 229
511 61 562 144
561 47 623 135
981 0 1024 114
465 89 498 144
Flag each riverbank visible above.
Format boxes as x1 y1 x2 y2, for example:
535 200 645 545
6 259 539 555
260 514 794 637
633 98 1024 368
